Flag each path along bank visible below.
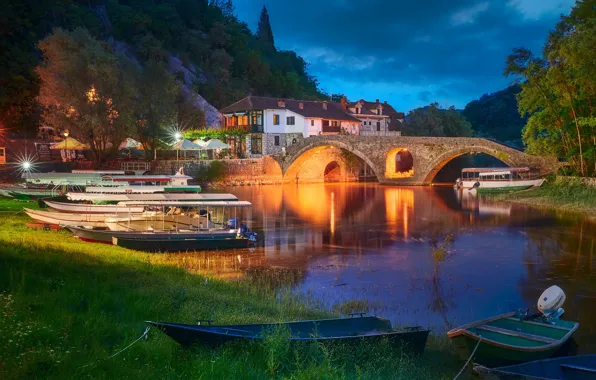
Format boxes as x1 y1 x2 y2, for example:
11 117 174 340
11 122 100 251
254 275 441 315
0 199 464 379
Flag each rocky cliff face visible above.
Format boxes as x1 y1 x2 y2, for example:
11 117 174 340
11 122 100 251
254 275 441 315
95 4 221 129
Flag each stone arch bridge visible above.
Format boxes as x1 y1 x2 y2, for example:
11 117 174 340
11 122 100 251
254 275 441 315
271 135 558 185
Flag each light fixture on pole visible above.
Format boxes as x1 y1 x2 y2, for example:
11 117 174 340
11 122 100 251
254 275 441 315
174 132 182 161
63 130 70 162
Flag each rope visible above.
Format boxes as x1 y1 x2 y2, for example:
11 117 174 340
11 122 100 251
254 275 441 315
79 326 150 369
452 336 482 380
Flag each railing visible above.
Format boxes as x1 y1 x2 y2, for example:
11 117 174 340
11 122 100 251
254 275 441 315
359 130 402 137
121 161 151 174
322 126 341 133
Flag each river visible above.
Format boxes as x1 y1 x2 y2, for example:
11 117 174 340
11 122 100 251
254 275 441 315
178 183 596 352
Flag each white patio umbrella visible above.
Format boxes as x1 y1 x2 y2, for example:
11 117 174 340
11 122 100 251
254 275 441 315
119 137 143 150
172 139 202 159
201 138 231 150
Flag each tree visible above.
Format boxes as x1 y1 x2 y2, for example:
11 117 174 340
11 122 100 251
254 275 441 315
256 6 275 48
403 103 473 137
505 0 595 176
133 59 179 160
36 28 136 165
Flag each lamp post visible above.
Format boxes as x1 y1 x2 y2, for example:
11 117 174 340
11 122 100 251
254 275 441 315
175 132 181 161
63 130 69 162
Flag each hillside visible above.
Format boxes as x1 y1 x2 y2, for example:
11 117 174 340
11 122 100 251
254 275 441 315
1 0 325 134
462 85 527 148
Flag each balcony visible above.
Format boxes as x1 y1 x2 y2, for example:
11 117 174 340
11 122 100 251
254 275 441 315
321 126 341 133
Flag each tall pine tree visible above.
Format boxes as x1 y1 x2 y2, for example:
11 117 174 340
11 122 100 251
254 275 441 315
257 6 275 48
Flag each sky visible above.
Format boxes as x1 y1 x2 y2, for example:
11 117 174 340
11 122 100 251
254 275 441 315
232 0 576 112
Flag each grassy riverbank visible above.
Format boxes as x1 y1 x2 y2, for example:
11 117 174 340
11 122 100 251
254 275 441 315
488 177 596 217
0 199 464 379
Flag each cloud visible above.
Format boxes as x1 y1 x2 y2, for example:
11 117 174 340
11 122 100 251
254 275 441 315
506 0 575 19
233 0 575 111
451 1 490 26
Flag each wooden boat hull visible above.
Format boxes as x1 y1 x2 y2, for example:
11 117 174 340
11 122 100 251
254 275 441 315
104 215 206 231
462 178 544 192
474 355 596 379
85 185 202 194
113 234 250 251
146 317 430 354
44 200 145 214
67 226 236 244
448 312 579 367
24 208 159 228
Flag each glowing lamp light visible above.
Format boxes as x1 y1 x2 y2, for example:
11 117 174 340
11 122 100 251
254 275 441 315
174 132 182 140
63 130 69 137
23 162 31 170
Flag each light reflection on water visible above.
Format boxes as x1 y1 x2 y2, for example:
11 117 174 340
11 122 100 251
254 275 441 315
167 183 596 352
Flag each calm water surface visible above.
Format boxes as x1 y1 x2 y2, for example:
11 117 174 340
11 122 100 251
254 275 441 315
184 184 596 352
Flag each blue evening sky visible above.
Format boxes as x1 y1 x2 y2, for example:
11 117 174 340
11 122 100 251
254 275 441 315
232 0 575 112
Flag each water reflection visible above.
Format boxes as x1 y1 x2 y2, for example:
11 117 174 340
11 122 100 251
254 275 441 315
170 184 596 353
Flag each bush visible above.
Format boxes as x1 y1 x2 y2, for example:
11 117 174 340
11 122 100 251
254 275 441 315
194 160 227 183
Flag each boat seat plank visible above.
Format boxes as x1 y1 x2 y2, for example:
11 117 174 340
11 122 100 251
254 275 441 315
476 325 557 344
560 364 596 373
504 317 573 331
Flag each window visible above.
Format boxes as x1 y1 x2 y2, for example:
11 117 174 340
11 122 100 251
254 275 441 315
251 135 262 154
331 120 340 127
273 114 280 125
311 120 314 126
376 121 381 131
286 116 295 125
274 136 280 146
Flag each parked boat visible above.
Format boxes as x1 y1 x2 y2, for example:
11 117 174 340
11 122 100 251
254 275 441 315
457 167 544 193
474 355 596 379
146 316 430 353
113 233 254 251
67 226 227 244
23 208 159 228
44 200 145 214
448 286 579 367
66 193 238 203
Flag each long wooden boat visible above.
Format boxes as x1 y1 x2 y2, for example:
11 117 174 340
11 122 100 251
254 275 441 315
67 226 229 244
44 200 145 214
23 208 160 228
66 193 239 203
474 355 596 379
447 312 579 367
146 316 430 353
113 233 253 251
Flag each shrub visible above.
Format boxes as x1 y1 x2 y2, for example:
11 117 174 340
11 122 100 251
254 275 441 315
194 160 227 183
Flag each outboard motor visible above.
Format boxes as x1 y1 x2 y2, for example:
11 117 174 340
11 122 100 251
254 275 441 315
537 285 566 321
227 218 239 229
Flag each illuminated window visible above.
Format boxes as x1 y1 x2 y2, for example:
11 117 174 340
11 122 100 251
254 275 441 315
251 135 262 154
273 114 280 125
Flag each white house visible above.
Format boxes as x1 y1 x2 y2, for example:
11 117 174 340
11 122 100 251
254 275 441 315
220 96 361 156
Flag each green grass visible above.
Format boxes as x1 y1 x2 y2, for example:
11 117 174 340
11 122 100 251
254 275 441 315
0 198 466 379
488 177 596 217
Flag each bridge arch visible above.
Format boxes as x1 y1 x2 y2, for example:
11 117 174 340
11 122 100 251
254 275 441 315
281 141 381 183
385 148 415 179
422 146 516 184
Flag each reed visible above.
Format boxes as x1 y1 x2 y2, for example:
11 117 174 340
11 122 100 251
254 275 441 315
0 198 465 379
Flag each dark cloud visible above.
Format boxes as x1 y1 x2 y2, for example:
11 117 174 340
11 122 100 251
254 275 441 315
233 0 574 110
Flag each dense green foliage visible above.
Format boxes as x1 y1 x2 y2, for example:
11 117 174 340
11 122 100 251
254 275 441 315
463 85 527 147
194 160 228 183
403 103 473 137
257 6 275 48
1 0 325 135
0 199 464 379
505 0 595 176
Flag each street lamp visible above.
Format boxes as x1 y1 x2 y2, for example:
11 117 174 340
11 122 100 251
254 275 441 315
174 132 182 160
63 130 69 162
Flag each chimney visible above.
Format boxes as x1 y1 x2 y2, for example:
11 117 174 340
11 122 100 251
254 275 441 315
299 102 304 110
277 99 285 107
340 96 347 111
384 100 387 104
322 101 327 110
376 99 379 104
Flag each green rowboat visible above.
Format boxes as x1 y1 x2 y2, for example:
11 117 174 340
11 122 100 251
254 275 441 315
447 312 578 367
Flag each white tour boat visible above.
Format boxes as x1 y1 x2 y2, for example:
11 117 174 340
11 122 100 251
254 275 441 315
456 167 544 193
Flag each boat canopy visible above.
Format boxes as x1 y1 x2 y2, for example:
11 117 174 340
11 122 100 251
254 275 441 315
117 200 252 207
102 175 193 182
67 192 238 202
